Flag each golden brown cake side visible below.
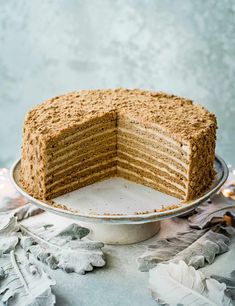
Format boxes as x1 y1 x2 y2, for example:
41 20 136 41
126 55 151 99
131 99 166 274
186 119 217 200
21 112 47 200
20 89 217 201
43 111 117 199
21 111 117 200
117 114 189 199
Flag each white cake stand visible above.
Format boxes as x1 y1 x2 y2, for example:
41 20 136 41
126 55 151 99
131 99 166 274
10 155 228 244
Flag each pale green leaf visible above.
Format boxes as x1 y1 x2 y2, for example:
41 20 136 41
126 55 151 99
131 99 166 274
149 260 233 306
0 217 19 255
0 250 55 306
138 228 230 271
20 223 106 274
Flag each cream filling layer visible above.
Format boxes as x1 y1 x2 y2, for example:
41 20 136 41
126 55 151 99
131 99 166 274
118 127 190 156
47 157 186 193
48 120 117 150
118 119 190 154
48 139 116 170
46 151 116 178
49 167 116 195
117 166 184 197
117 158 186 192
47 158 117 188
47 150 187 187
48 131 188 171
118 136 188 171
47 121 190 157
47 138 188 181
47 143 187 182
118 131 188 163
48 129 117 159
117 150 187 182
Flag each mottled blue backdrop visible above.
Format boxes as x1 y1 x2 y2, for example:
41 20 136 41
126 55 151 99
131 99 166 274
0 0 235 167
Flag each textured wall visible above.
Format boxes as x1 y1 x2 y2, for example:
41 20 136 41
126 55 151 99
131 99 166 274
0 0 235 166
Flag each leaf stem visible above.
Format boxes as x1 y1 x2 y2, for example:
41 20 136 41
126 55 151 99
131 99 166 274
10 250 32 296
20 224 62 251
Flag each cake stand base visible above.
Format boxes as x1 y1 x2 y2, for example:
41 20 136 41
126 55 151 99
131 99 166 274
78 221 161 244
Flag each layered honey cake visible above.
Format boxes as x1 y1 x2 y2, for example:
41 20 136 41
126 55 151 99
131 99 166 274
20 89 217 201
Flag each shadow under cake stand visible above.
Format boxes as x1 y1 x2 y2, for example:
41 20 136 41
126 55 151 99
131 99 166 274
10 155 228 244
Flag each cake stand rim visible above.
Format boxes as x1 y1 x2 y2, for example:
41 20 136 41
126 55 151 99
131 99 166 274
10 154 229 224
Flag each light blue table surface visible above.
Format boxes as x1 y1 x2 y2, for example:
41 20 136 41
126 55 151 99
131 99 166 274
21 212 235 306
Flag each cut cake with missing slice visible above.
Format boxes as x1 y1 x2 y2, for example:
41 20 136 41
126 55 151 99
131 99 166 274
20 88 217 202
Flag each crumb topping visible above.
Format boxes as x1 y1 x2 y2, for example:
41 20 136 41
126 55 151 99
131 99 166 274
24 88 217 143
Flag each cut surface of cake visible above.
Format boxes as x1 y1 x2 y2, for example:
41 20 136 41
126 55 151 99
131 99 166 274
20 89 217 202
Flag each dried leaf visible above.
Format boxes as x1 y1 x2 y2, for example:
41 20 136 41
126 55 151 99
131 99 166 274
171 229 230 269
20 223 106 274
56 223 89 239
0 217 19 255
137 230 206 271
0 250 55 306
0 168 28 213
211 271 235 301
138 228 230 271
13 203 44 221
189 196 235 229
0 216 19 235
0 168 43 221
149 260 233 306
0 236 19 256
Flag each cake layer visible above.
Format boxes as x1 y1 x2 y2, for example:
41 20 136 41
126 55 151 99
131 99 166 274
48 148 187 190
117 150 187 186
117 137 188 174
117 159 186 193
50 130 188 174
117 166 184 199
48 111 117 144
46 151 117 183
48 119 190 159
47 120 116 151
118 118 190 154
48 131 116 161
46 159 117 192
49 139 187 179
47 141 116 173
49 141 188 184
117 130 189 165
48 126 116 153
46 167 116 199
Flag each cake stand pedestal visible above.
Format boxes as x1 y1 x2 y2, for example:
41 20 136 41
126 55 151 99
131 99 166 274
78 221 161 244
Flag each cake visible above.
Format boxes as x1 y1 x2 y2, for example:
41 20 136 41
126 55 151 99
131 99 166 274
20 88 217 202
